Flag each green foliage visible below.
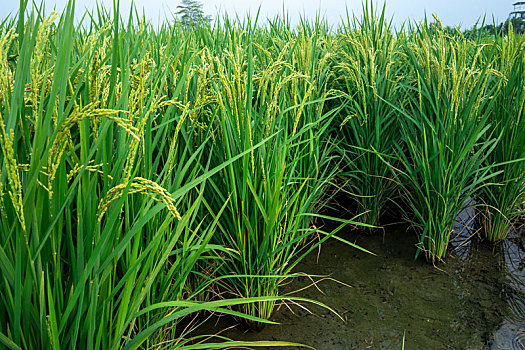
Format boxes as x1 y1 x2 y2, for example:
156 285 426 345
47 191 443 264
0 1 356 348
2 0 525 348
0 2 341 348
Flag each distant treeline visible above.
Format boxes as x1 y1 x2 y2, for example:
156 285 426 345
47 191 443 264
434 17 525 37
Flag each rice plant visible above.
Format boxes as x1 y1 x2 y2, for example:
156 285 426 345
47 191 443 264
187 16 360 326
388 22 501 262
335 3 405 228
477 29 525 242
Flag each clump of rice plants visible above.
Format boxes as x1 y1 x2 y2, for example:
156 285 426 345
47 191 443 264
0 2 337 348
334 3 405 228
388 22 501 262
187 16 361 326
477 30 525 242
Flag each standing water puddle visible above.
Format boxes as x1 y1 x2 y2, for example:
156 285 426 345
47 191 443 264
201 223 525 349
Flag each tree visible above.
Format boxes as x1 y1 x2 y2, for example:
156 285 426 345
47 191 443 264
501 17 525 35
176 0 211 26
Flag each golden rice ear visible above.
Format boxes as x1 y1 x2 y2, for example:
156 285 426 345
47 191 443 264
66 162 114 183
0 28 17 106
29 12 58 123
0 117 24 231
97 177 182 222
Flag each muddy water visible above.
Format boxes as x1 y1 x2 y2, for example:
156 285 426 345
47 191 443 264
201 222 525 349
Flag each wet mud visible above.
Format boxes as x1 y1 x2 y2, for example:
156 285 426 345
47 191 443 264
197 222 525 349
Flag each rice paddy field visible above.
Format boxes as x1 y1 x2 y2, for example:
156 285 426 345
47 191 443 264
0 1 524 349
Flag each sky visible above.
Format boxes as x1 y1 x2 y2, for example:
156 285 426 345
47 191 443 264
0 0 516 29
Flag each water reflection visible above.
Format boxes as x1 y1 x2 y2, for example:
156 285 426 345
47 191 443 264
490 229 525 350
450 204 525 349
